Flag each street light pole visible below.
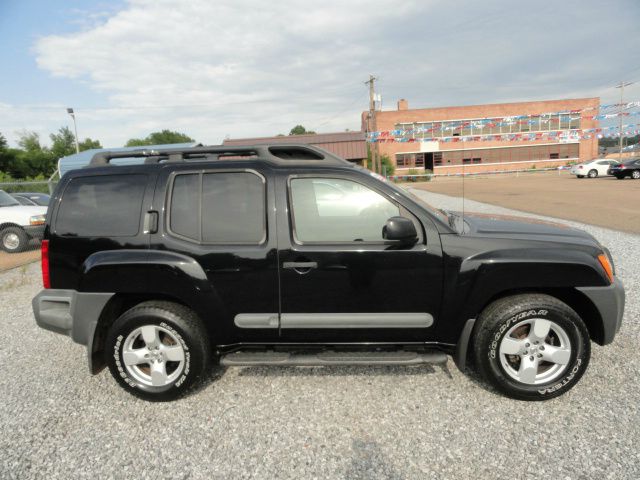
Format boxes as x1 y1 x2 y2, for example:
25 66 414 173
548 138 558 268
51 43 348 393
66 108 80 154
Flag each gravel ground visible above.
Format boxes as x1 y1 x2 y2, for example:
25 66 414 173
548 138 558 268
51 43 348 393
0 191 638 480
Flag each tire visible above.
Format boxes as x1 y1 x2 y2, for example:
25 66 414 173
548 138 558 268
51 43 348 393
632 170 640 179
588 169 598 178
105 301 210 401
473 294 590 401
0 227 29 253
576 175 584 179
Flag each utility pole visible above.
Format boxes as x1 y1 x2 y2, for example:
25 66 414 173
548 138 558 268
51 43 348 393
365 75 379 173
615 81 633 162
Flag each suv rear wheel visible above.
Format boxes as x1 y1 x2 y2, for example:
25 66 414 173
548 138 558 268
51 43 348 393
105 301 210 401
473 294 590 400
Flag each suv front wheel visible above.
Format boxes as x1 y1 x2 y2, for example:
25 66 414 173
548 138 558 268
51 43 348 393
105 301 210 401
1 227 28 253
473 294 590 401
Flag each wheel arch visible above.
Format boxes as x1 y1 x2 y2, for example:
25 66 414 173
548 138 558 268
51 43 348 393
456 287 605 371
89 292 210 374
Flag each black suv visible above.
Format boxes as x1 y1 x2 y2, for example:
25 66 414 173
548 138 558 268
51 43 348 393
32 145 625 401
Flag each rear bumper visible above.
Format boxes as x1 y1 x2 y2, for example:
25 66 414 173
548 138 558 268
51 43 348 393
32 289 114 346
577 278 625 345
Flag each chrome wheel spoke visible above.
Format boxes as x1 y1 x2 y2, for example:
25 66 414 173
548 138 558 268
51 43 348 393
499 337 525 355
122 324 186 388
122 347 150 366
150 361 168 386
542 345 571 365
518 356 538 384
163 345 184 362
140 325 160 348
530 319 551 342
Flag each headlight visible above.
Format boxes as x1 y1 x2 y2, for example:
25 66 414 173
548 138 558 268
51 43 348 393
29 215 46 226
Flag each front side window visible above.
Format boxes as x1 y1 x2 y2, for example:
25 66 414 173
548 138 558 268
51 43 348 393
169 171 265 244
56 174 146 237
290 178 400 243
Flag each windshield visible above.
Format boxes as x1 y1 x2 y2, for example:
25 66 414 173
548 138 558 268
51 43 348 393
0 190 20 207
18 193 50 206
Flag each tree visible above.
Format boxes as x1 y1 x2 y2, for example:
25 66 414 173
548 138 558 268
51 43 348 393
12 131 56 178
17 130 44 152
50 126 77 159
125 130 195 147
79 138 102 151
0 132 7 150
289 125 315 135
366 147 395 176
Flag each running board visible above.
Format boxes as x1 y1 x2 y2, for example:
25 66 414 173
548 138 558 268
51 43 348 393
219 350 448 367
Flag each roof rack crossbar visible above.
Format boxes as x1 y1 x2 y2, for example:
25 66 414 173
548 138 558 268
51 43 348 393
87 144 351 168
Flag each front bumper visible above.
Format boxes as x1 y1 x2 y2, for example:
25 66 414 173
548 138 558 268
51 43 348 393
24 224 45 240
577 278 625 345
32 289 114 346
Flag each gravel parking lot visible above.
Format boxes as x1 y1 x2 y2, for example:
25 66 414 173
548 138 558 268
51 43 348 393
1 191 638 479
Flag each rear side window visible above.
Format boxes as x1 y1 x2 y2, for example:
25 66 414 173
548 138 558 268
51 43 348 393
169 171 265 244
56 174 146 237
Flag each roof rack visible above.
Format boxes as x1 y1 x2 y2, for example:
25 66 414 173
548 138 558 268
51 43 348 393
88 144 353 168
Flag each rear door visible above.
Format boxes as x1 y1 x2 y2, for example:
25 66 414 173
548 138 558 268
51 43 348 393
275 170 443 343
153 164 280 345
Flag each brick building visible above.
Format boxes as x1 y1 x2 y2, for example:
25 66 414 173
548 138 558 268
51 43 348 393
365 98 599 174
223 131 367 165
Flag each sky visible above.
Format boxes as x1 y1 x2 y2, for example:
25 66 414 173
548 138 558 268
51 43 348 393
1 0 639 148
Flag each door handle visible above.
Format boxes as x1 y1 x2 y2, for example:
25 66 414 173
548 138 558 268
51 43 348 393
143 211 158 234
283 261 318 274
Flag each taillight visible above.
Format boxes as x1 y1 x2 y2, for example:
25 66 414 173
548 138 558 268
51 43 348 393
41 240 50 289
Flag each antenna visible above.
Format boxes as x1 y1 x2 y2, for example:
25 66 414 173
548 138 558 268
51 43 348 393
461 138 466 233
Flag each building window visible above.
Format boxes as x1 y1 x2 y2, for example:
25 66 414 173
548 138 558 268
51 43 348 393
462 158 471 164
396 154 414 167
415 153 425 167
550 152 560 159
472 158 481 163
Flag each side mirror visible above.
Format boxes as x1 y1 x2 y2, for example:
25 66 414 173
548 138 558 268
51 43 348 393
382 216 418 244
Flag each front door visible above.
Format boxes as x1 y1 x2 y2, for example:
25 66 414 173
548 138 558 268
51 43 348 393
276 172 443 343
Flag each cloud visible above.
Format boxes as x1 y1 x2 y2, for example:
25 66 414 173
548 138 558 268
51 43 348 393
25 0 640 147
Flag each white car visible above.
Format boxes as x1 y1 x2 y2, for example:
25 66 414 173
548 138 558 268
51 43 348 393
0 190 47 253
570 159 620 178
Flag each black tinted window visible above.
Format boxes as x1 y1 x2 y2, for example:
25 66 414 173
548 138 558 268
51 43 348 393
169 171 265 243
56 175 146 236
170 174 200 240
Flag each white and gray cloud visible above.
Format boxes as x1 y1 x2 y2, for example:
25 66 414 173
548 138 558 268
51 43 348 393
8 0 640 147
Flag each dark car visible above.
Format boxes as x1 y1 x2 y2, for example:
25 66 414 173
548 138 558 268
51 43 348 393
10 192 51 206
32 145 624 402
607 158 640 179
